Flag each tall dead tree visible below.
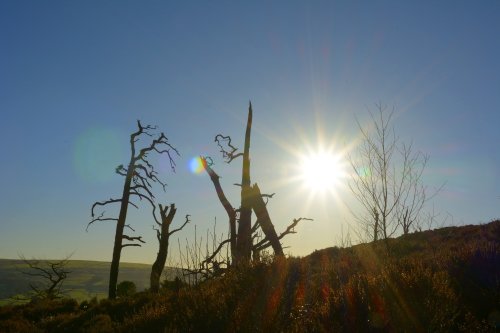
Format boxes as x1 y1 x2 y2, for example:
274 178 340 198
150 204 189 293
237 103 253 263
88 120 178 299
199 102 310 268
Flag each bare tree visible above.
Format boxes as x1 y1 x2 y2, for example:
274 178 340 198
18 255 71 300
150 204 189 293
88 120 178 299
199 102 311 268
348 104 439 242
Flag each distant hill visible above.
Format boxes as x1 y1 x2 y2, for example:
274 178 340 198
0 259 180 305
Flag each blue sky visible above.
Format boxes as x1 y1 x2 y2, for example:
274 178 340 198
1 1 499 264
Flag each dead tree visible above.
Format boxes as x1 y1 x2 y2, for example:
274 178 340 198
237 103 253 263
18 255 71 300
150 204 189 293
88 120 178 299
200 102 310 268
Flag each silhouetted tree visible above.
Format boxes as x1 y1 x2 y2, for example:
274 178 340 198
88 120 178 299
200 102 310 267
237 103 253 263
18 254 71 300
348 104 441 242
150 204 189 293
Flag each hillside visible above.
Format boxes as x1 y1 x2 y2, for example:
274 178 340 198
0 220 498 332
0 260 180 305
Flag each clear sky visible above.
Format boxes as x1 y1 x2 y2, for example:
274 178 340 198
1 1 499 264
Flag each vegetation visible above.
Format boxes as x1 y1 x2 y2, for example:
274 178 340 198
116 281 136 298
2 106 497 331
1 220 498 332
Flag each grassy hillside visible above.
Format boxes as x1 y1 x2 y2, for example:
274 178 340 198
0 260 180 306
0 220 498 332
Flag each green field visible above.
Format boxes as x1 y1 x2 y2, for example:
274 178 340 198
0 259 180 305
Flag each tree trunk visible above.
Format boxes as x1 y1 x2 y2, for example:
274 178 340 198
402 208 410 235
150 204 177 293
249 183 284 256
108 166 134 299
236 103 253 264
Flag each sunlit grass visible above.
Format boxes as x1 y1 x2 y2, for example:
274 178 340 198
0 220 498 332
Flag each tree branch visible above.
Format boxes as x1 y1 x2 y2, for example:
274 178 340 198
215 134 242 163
201 156 237 260
122 244 142 248
122 234 145 243
203 238 232 265
91 198 122 218
134 132 179 172
253 217 313 252
168 214 191 236
86 212 118 231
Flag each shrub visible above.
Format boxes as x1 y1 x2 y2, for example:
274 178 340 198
116 281 136 298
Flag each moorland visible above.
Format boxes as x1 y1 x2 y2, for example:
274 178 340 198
0 219 498 332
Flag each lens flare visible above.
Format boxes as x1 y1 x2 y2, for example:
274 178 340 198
357 166 371 178
73 127 124 182
189 156 205 174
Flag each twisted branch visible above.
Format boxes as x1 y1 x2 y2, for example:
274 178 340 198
215 134 243 163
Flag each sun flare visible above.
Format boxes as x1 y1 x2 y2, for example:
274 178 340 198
300 151 344 193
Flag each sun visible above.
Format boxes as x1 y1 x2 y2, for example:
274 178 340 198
300 150 344 193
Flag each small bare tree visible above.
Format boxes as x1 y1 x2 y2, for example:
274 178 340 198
348 104 440 242
88 120 178 299
18 255 71 300
150 204 189 293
